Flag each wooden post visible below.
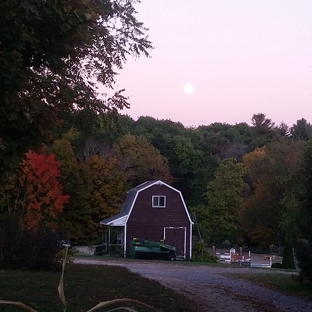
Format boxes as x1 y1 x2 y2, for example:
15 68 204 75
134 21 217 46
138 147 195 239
108 226 111 255
105 226 108 254
230 248 235 263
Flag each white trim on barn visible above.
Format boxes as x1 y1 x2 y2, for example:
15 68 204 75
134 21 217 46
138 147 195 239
124 223 127 257
125 180 193 225
189 223 193 258
105 215 127 226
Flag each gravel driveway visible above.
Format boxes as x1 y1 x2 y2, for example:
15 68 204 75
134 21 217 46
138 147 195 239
74 258 312 312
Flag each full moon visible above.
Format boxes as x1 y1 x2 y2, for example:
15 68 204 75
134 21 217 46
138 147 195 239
184 83 195 94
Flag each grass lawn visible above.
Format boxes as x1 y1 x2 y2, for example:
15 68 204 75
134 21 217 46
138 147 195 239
225 272 312 301
0 264 202 312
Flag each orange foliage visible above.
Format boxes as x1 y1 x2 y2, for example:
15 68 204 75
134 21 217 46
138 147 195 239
243 147 266 173
19 150 69 230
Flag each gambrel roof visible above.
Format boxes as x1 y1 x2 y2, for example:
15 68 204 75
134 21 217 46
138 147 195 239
100 180 193 226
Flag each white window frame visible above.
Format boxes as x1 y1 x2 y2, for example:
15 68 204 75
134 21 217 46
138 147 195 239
152 195 166 208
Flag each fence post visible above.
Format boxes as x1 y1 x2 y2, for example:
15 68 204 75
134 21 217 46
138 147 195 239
230 248 236 263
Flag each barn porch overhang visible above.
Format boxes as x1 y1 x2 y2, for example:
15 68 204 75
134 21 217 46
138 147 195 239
100 214 128 227
98 214 128 256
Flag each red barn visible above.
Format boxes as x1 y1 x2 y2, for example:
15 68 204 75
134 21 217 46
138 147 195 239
100 180 193 259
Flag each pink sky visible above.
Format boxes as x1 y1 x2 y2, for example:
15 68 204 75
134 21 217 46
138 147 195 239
108 0 312 128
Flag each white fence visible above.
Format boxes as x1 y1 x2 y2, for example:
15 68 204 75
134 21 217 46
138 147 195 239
215 248 276 268
216 252 231 263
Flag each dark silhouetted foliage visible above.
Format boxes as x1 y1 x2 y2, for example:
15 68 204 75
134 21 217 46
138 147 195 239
282 240 295 270
0 216 60 271
271 262 283 269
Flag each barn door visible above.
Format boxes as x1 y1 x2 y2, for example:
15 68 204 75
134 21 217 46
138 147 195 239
164 227 186 258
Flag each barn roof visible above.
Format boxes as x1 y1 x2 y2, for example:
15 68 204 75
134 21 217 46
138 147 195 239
100 180 193 226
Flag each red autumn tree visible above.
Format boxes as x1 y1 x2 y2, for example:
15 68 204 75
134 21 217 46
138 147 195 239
18 150 69 230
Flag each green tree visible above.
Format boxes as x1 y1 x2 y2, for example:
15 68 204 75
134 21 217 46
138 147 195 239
251 113 275 136
51 137 93 243
282 239 295 269
295 137 312 281
0 0 152 171
195 158 248 246
240 139 304 248
249 113 276 149
88 155 127 240
193 127 230 156
290 118 312 140
274 122 290 137
117 134 173 186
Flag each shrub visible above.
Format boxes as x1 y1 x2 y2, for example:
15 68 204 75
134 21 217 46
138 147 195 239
221 240 231 249
296 240 312 282
0 217 61 271
192 241 218 263
271 262 283 269
282 240 296 270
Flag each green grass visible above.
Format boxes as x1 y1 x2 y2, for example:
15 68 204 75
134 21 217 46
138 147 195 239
0 264 203 312
225 272 312 300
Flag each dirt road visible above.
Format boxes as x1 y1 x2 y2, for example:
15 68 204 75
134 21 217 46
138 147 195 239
74 258 312 312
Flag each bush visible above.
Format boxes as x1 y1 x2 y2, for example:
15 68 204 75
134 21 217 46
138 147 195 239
282 240 296 270
55 247 76 267
271 262 283 269
192 241 218 263
221 240 231 249
296 240 312 282
0 217 61 270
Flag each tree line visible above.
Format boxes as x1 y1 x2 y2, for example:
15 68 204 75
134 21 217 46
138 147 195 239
2 110 312 248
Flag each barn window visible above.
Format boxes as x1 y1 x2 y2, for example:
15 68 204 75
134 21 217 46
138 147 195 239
152 195 166 208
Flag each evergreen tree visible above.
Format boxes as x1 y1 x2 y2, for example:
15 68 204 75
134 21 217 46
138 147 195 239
282 240 295 269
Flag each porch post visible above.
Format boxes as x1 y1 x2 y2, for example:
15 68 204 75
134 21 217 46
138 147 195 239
105 226 108 255
108 226 111 255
